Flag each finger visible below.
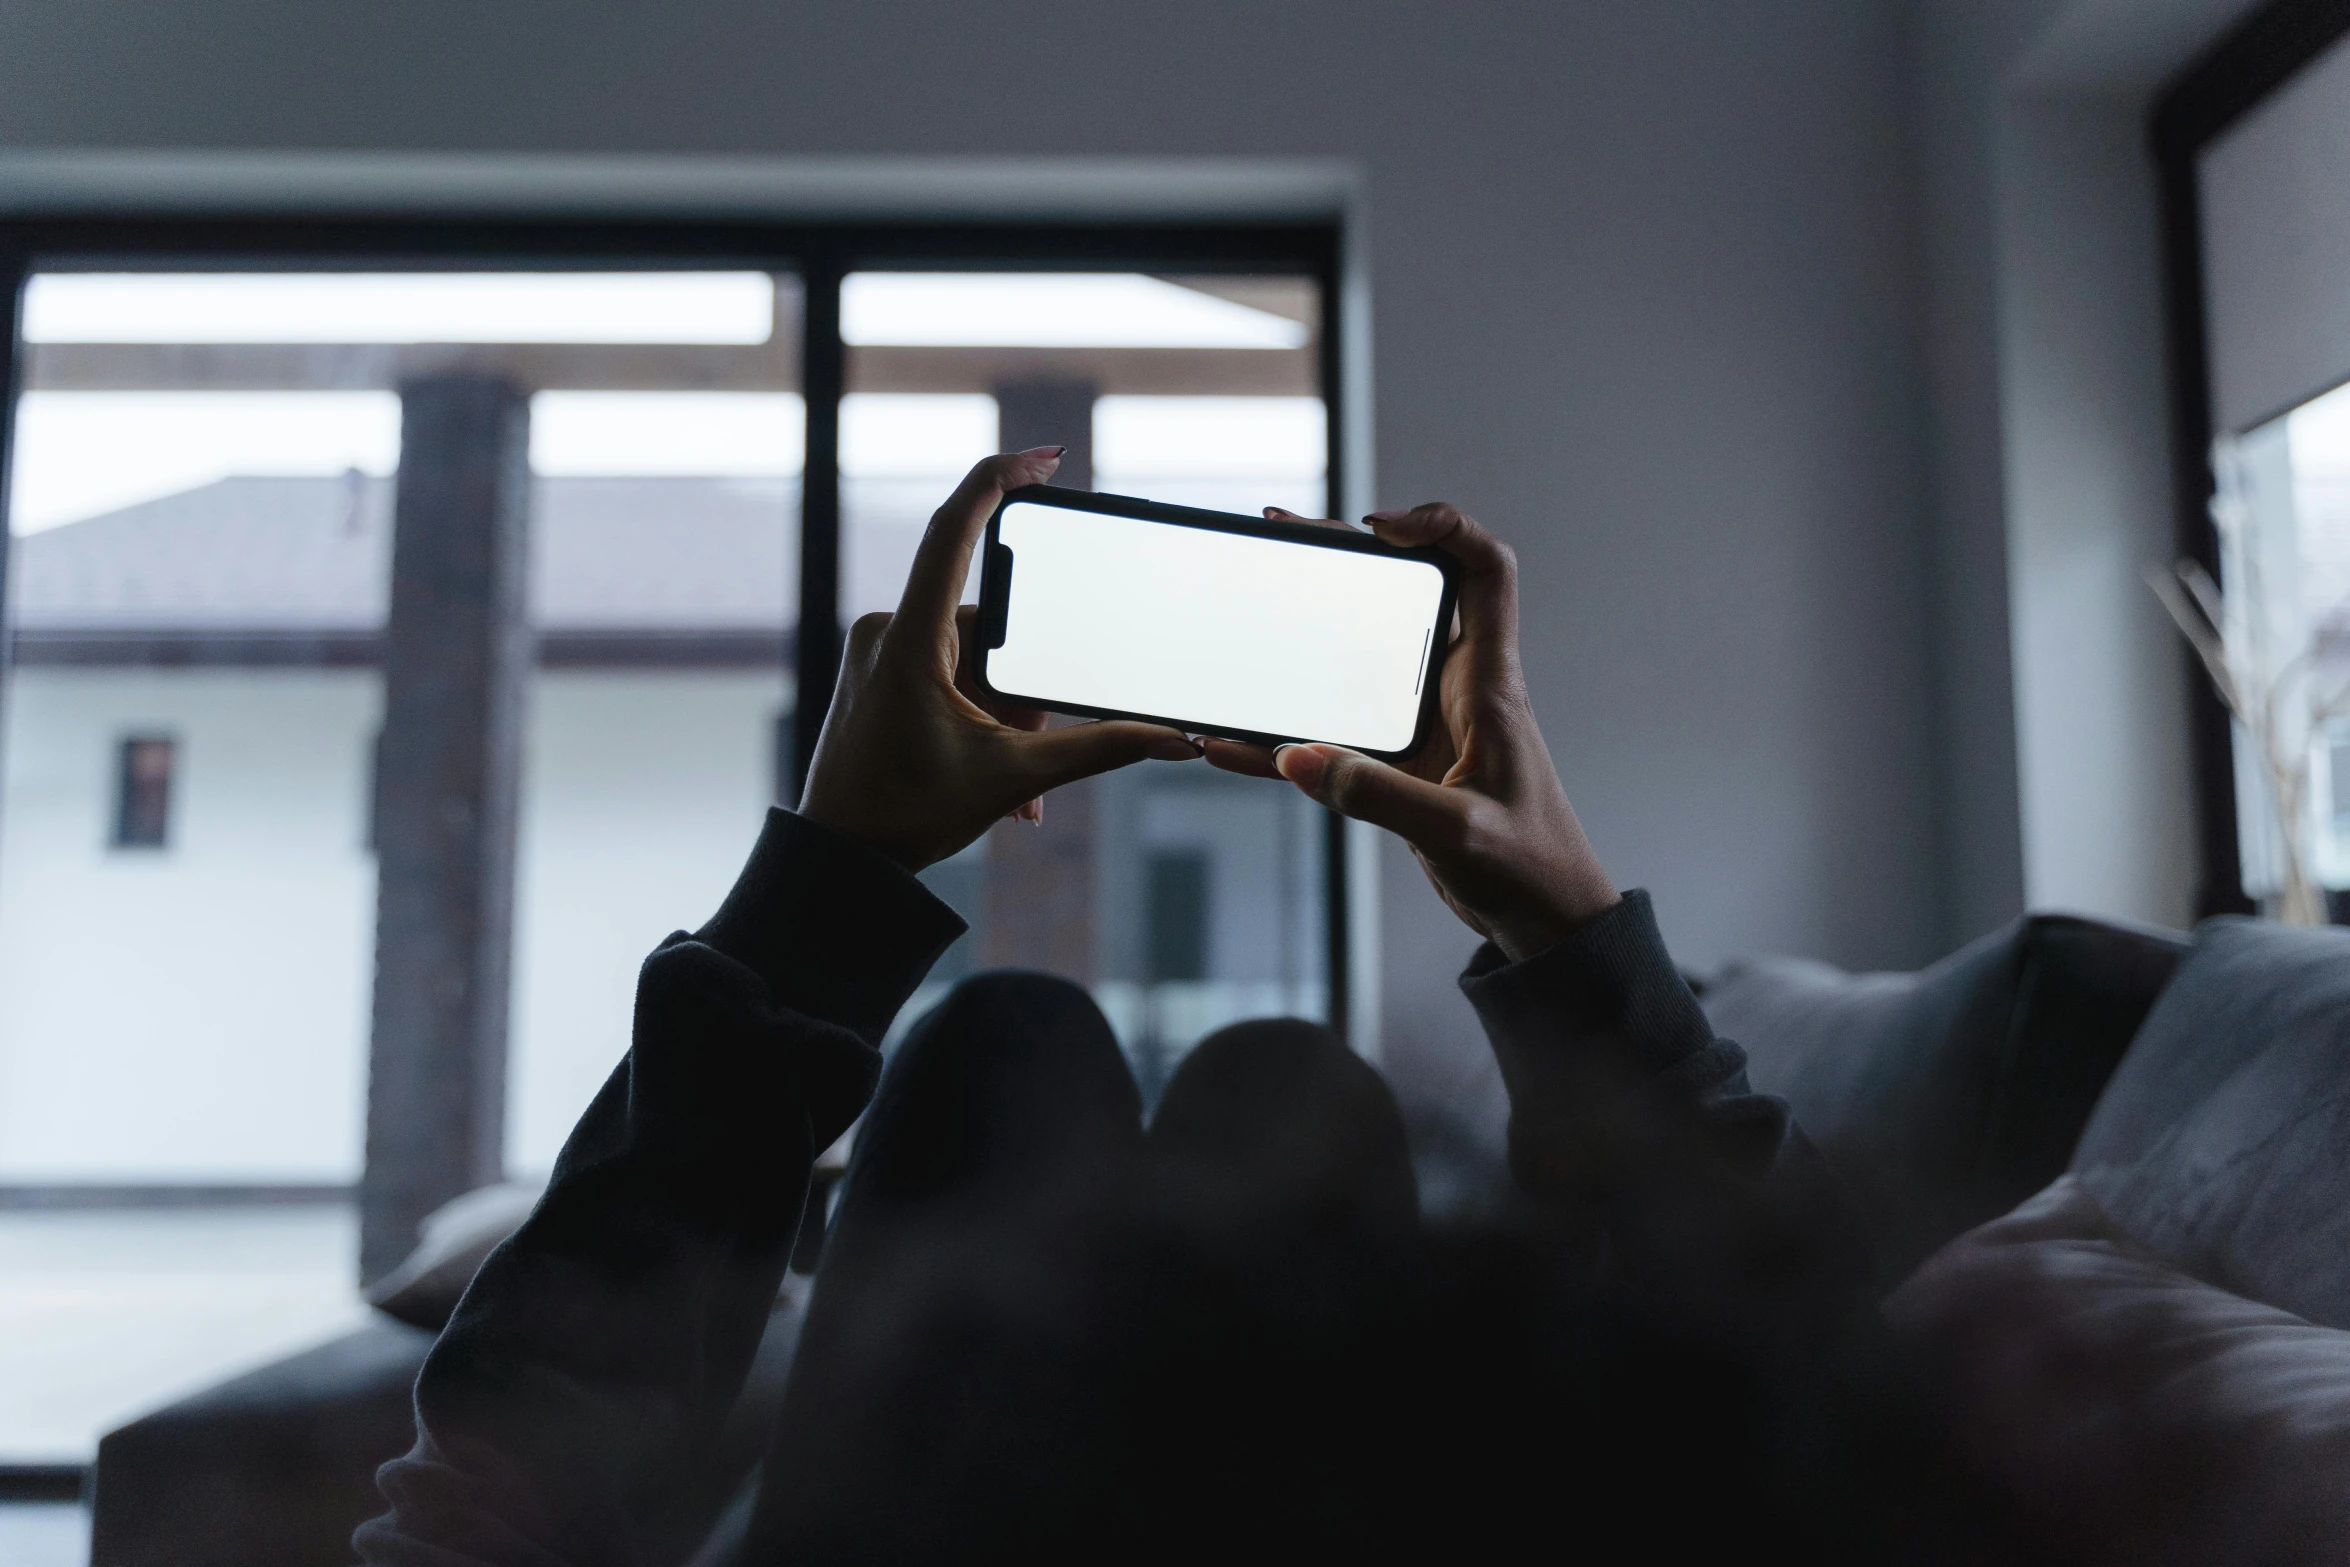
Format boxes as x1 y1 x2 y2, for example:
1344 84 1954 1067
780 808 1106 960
1359 502 1518 654
952 605 1047 730
1265 505 1358 534
1016 720 1201 795
844 610 892 662
1275 742 1465 847
894 447 1064 638
1200 738 1282 779
833 611 894 694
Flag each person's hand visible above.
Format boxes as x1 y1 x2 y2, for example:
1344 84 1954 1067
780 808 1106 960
799 448 1202 871
1202 503 1618 963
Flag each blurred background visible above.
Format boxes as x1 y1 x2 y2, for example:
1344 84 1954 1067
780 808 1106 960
0 0 2317 1556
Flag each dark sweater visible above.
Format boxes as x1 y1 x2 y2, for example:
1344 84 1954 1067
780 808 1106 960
355 808 1861 1566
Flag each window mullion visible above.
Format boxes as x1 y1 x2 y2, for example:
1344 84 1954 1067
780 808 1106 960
794 256 846 803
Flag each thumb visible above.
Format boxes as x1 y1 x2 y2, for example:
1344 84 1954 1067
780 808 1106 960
1276 744 1464 846
1018 721 1202 794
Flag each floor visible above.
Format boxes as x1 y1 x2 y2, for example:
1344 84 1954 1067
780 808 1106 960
0 1205 369 1463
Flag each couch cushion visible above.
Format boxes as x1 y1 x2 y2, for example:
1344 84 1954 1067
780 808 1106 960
90 1318 436 1567
363 1180 543 1331
1888 1177 2350 1567
92 1279 815 1567
1702 915 2185 1286
2073 917 2350 1330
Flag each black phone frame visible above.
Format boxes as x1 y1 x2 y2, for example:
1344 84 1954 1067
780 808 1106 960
974 483 1458 761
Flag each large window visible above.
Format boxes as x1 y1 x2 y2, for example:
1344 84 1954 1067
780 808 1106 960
0 219 1343 1485
2158 1 2350 917
2202 389 2350 905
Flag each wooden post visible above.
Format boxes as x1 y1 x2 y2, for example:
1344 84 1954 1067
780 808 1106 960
360 374 532 1283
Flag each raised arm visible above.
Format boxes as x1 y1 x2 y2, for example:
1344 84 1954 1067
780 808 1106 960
1204 503 1866 1343
357 449 1198 1565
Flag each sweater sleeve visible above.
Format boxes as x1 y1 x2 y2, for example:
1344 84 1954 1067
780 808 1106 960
1460 890 1871 1365
355 809 966 1567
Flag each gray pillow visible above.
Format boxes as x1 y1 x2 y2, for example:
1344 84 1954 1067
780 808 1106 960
363 1180 545 1331
1889 1176 2350 1567
2074 917 2350 1330
1703 914 2185 1286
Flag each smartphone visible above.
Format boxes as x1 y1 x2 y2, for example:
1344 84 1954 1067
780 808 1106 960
975 485 1457 759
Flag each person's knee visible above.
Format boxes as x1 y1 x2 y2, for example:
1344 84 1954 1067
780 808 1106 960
919 969 1103 1047
1153 1017 1416 1232
1185 1016 1349 1075
849 970 1141 1203
1158 1017 1391 1149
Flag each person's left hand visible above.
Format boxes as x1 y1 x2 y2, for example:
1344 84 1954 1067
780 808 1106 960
1198 505 1616 962
798 448 1203 871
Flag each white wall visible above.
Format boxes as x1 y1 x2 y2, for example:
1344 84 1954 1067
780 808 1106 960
0 663 1363 1176
1994 99 2195 929
0 0 1944 1110
0 670 379 1180
0 666 794 1180
1909 0 2258 937
507 671 789 1171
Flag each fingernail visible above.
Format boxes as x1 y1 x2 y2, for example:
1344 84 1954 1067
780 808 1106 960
1365 509 1405 523
1274 744 1329 793
1148 736 1204 761
1020 444 1065 459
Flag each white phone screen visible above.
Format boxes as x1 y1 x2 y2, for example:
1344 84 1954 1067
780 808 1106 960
986 498 1449 754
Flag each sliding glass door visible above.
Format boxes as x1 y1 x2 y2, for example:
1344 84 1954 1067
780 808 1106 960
0 218 1343 1474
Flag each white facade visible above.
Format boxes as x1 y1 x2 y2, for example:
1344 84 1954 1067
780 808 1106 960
0 454 1334 1186
507 671 789 1171
0 664 789 1181
0 669 380 1180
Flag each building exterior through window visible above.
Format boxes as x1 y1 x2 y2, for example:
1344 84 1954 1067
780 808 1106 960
2210 381 2350 906
0 251 1340 1465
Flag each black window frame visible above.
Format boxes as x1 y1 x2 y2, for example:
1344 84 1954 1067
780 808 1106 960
2155 0 2350 918
0 212 1353 1028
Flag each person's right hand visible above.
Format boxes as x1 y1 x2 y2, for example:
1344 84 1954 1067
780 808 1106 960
1202 503 1619 963
799 449 1201 872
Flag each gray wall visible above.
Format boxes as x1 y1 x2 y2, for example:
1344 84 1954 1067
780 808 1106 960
1910 0 2257 940
0 0 2271 1082
6 0 2266 1125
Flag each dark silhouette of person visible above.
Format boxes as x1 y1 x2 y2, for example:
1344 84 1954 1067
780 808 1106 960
360 452 1934 1567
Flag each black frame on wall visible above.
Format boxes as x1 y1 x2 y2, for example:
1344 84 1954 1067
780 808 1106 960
0 212 1354 1197
2154 0 2350 918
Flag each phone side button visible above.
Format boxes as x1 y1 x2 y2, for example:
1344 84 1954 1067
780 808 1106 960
981 543 1014 648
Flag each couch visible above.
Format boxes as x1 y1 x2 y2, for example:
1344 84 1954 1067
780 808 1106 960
93 908 2350 1564
87 1177 836 1567
1708 911 2350 1564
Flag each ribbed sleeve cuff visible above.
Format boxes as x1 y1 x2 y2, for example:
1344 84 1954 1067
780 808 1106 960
694 808 969 1046
1458 889 1715 1084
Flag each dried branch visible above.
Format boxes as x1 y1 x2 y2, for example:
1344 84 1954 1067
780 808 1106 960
2150 552 2332 924
2148 564 2241 715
